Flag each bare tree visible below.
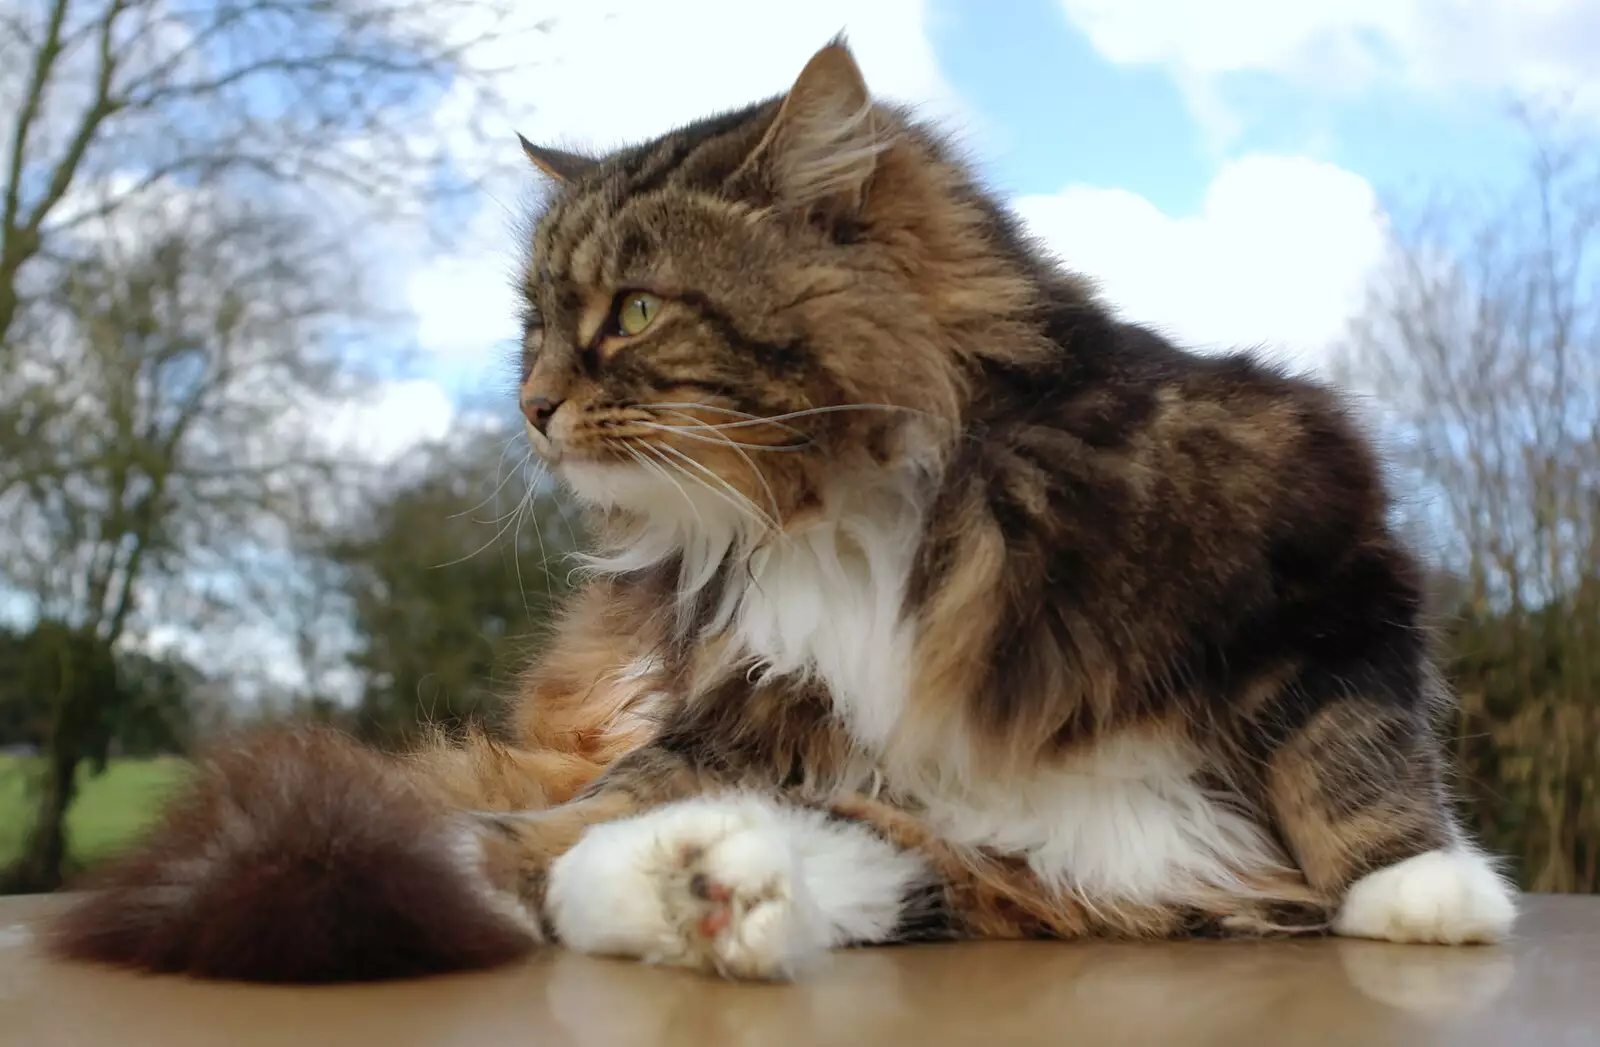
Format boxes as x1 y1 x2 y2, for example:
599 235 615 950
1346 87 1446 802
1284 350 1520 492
1340 110 1600 891
0 0 514 323
1344 111 1599 610
0 0 526 496
0 0 540 889
1 194 365 889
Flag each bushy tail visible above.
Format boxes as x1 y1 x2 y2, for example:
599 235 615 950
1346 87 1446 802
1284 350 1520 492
46 725 571 983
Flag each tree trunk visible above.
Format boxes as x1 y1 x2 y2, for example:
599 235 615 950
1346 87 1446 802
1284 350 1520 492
0 278 18 354
2 624 115 893
10 746 79 892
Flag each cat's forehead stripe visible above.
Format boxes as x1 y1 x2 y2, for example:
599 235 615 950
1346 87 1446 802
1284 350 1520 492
618 134 701 200
567 226 608 290
531 102 776 295
617 101 771 199
535 185 618 295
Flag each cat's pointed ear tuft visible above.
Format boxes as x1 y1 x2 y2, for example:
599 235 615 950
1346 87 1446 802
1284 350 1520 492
517 134 595 183
739 38 889 218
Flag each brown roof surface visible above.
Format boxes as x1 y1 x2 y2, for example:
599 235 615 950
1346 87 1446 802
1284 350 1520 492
2 892 1593 1046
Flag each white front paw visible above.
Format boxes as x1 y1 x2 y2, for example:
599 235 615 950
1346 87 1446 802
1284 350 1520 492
546 796 830 980
1333 848 1517 945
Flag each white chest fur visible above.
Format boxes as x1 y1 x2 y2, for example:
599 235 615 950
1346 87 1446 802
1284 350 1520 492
731 494 921 754
914 735 1290 901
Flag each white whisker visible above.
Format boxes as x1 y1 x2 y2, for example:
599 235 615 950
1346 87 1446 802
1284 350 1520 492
691 403 936 432
516 476 562 614
652 422 783 524
432 477 532 570
633 420 809 452
511 489 535 619
452 443 534 522
638 401 808 439
649 441 779 534
627 444 704 528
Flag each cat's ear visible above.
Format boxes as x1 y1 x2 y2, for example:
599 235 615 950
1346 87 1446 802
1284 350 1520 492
517 134 595 183
739 37 888 218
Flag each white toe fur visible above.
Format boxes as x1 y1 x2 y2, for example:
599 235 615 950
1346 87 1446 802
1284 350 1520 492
546 793 925 980
1333 848 1517 944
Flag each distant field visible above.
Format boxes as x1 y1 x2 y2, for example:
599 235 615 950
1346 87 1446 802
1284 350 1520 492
0 755 190 873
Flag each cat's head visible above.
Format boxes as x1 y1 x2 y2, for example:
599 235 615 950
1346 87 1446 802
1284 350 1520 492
515 39 1040 543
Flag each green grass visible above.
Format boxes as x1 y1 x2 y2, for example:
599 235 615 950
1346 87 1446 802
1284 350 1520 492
0 754 189 872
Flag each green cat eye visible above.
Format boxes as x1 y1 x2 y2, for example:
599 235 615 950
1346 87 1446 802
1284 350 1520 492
614 291 662 337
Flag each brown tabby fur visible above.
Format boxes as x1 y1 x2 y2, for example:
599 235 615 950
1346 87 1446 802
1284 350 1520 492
50 38 1501 982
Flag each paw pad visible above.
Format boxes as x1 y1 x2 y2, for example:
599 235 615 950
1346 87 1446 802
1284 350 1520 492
688 874 735 938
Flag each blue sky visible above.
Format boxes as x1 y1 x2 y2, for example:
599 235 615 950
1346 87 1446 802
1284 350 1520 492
929 0 1532 210
930 0 1216 210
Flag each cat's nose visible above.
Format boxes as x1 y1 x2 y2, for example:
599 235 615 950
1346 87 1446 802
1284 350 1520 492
522 394 562 435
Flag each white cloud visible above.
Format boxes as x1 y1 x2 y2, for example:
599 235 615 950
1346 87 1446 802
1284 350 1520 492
312 378 458 466
404 1 967 379
1058 0 1600 105
478 1 961 160
403 199 524 366
1015 155 1388 372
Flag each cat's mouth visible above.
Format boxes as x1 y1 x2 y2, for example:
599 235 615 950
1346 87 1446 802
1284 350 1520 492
523 419 560 463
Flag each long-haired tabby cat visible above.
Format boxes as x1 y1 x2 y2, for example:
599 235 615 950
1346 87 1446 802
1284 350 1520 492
51 38 1516 983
